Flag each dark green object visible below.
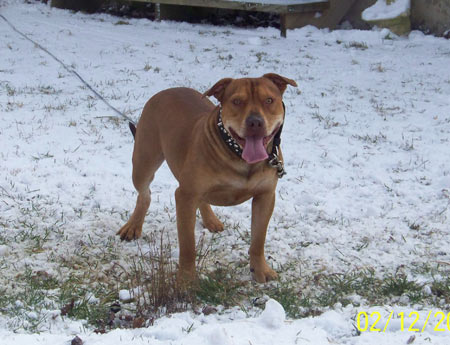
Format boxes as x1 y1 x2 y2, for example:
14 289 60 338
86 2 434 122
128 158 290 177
51 0 105 13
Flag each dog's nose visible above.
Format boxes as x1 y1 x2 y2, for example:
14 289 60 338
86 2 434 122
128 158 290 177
245 114 266 136
246 114 264 128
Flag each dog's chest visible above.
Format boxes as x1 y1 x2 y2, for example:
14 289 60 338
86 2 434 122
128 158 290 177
203 173 274 206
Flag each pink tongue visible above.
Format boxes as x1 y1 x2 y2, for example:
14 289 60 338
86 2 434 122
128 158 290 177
242 136 268 164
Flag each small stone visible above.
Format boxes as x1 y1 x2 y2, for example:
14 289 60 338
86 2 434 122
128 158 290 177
407 335 416 344
252 296 267 307
132 317 146 328
71 336 83 345
110 302 121 313
109 311 116 325
202 305 218 315
61 299 75 316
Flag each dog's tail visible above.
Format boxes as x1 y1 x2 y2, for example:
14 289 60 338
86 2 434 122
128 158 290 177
129 122 136 139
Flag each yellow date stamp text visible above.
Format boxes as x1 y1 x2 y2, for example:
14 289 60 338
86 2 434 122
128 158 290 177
356 311 450 332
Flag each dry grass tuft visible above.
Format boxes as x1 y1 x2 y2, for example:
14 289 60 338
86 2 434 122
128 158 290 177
124 231 193 321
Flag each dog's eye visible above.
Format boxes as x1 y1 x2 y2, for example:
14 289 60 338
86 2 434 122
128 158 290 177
265 98 273 104
232 99 242 105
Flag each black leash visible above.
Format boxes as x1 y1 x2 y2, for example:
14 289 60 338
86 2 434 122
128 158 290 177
217 103 287 178
0 13 136 127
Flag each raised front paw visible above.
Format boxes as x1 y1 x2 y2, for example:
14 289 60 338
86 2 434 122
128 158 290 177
116 221 143 241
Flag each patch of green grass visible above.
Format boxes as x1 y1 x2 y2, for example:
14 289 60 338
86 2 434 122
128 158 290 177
57 278 116 331
263 282 313 318
1 82 62 96
381 273 422 297
2 212 449 333
344 41 368 50
37 85 61 95
247 267 449 319
255 52 267 63
352 133 387 145
2 257 449 333
0 266 119 332
5 83 16 96
311 111 345 129
431 277 450 303
311 270 425 308
0 267 59 332
195 266 246 307
43 103 68 112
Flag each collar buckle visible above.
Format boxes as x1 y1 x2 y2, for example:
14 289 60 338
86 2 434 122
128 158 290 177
268 148 286 178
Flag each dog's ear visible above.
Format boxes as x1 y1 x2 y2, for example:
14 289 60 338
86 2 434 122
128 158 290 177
203 78 233 102
263 73 297 95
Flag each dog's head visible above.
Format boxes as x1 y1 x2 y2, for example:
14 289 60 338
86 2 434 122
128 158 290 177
204 73 297 164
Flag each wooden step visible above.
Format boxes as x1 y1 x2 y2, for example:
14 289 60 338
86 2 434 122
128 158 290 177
135 0 329 36
133 0 329 14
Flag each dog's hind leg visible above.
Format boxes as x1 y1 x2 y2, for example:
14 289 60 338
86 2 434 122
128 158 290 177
199 203 224 233
117 131 164 241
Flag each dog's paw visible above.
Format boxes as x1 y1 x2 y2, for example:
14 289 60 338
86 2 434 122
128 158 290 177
117 222 143 241
250 262 278 283
176 267 198 288
203 217 225 233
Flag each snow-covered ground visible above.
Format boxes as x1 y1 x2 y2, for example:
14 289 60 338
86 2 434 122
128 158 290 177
362 0 410 21
1 1 449 344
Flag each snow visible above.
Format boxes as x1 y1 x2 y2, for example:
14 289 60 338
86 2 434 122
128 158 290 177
362 0 411 21
118 289 132 302
258 299 285 328
2 305 450 344
1 0 450 344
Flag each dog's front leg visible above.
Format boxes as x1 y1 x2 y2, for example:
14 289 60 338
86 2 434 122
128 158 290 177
175 187 198 283
249 192 278 283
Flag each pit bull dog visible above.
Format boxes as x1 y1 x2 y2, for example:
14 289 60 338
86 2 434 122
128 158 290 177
117 74 297 283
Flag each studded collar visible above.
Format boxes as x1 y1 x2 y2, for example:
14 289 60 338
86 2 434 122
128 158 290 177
216 104 286 178
217 108 243 156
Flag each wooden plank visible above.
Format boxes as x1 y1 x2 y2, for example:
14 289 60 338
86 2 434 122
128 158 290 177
132 0 328 14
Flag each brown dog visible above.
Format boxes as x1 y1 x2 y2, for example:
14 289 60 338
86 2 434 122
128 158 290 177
117 74 297 283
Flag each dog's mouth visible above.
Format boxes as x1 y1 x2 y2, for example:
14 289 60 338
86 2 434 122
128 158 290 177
228 127 246 147
228 125 280 164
